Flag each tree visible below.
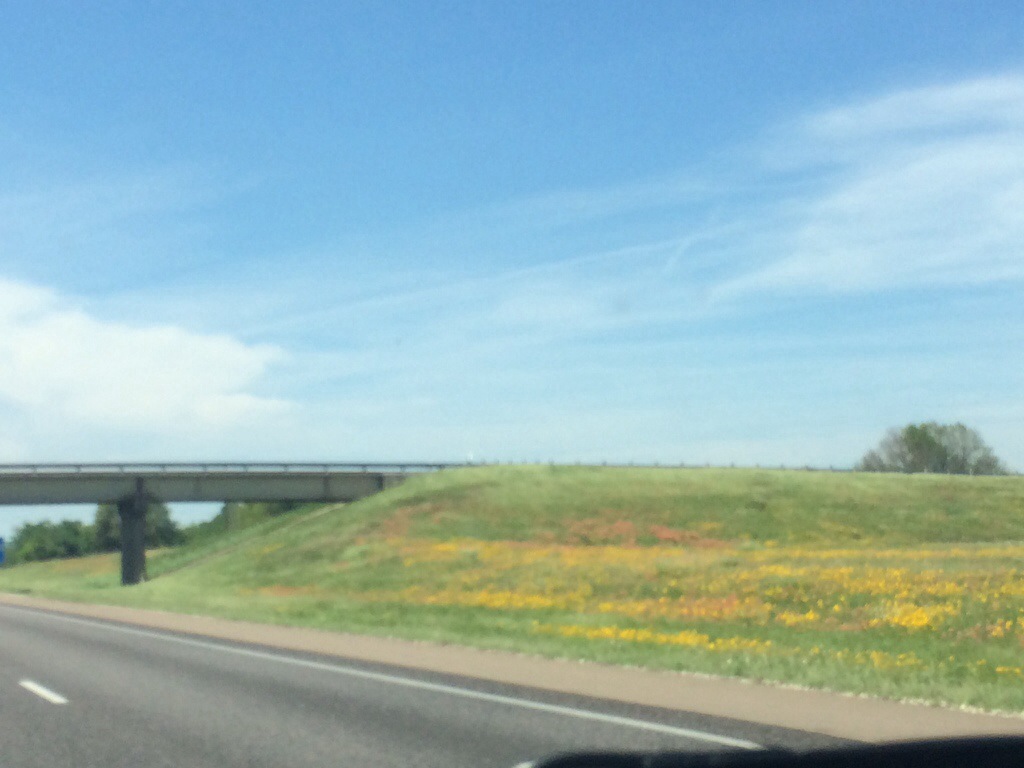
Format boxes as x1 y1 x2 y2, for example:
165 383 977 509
92 502 184 552
856 422 1007 475
180 501 304 543
9 520 94 563
93 504 120 552
220 501 301 530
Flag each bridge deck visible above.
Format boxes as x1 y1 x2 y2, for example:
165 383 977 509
0 463 453 505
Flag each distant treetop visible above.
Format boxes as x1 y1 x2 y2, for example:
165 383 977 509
857 422 1006 475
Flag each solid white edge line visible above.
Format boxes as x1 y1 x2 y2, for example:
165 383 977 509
2 605 761 750
19 679 69 705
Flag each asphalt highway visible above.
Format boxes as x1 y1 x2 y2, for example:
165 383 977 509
0 604 847 768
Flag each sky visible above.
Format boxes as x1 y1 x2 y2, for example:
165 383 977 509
1 2 1023 535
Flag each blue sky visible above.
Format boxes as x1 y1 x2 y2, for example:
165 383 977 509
2 2 1023 534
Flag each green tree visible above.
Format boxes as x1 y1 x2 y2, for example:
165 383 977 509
92 501 184 551
857 422 1007 475
9 520 94 563
220 501 300 531
181 501 303 543
94 504 120 552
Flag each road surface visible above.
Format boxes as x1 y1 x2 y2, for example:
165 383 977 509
0 603 844 767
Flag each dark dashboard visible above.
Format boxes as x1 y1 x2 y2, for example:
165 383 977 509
530 737 1024 768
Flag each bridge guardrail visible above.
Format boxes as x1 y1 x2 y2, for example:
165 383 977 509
0 462 459 475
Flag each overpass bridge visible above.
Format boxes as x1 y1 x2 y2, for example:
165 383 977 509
0 463 453 585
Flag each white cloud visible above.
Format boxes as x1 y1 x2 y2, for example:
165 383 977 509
236 75 1024 345
0 278 288 434
807 76 1024 141
0 168 208 269
716 75 1024 299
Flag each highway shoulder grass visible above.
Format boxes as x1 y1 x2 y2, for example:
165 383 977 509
3 465 1024 714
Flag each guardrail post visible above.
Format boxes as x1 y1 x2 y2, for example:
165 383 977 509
117 478 148 586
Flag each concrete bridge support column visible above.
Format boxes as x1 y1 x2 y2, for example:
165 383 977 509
117 479 148 586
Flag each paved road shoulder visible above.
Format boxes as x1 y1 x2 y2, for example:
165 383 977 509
2 591 1021 743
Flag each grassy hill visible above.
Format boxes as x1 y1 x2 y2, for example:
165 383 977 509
3 465 1024 713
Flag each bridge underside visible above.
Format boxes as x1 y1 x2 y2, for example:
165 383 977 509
0 465 444 585
0 469 407 506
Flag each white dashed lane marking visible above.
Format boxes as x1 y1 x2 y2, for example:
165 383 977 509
19 679 69 705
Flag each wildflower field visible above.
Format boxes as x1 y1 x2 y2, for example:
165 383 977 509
3 465 1024 713
341 536 1024 711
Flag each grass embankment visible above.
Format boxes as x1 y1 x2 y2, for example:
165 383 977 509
2 466 1024 713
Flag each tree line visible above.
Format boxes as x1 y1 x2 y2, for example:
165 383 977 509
6 503 184 564
4 500 301 565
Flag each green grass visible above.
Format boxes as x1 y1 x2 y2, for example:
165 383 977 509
361 465 1024 545
3 465 1024 714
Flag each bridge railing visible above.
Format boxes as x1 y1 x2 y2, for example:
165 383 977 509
0 462 459 475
